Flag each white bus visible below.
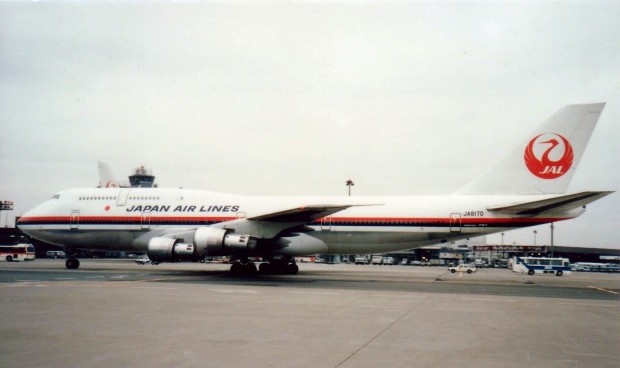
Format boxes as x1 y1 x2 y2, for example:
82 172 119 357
0 244 36 262
512 256 571 276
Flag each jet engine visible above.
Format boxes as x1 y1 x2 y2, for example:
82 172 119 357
193 227 257 256
147 228 259 262
147 237 196 263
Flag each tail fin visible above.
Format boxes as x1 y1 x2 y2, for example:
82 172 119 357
457 103 606 195
97 161 120 188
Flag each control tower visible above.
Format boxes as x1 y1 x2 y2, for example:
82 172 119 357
129 166 157 188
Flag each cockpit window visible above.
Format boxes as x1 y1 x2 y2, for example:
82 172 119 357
52 194 60 200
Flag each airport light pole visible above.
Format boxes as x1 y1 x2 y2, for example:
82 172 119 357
346 180 354 196
550 223 555 258
1 201 14 228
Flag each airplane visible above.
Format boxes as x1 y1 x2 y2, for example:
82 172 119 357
17 103 613 274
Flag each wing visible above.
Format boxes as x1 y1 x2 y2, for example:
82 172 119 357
487 191 613 216
210 204 380 238
248 205 359 222
140 204 380 248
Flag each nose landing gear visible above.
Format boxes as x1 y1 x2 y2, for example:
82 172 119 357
64 248 80 269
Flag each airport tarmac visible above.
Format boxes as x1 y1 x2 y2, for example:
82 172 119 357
1 259 618 368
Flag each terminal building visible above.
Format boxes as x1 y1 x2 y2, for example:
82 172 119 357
332 240 620 267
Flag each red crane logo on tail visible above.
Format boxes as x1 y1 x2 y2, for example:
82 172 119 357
524 133 573 179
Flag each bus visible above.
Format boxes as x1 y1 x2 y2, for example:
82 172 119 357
0 244 36 262
512 256 570 276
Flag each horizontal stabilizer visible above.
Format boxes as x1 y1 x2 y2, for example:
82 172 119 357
487 191 613 215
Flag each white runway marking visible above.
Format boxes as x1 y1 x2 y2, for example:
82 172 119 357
209 289 260 294
560 302 617 308
289 291 339 295
588 286 619 295
461 297 517 302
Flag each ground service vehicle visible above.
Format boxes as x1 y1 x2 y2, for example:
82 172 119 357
371 255 384 265
46 250 66 258
135 257 152 265
512 256 571 276
448 264 476 274
0 244 36 262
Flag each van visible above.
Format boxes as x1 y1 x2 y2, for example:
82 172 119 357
46 250 66 259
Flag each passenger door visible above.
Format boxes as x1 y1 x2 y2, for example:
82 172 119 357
70 210 80 230
450 213 461 232
141 211 151 230
321 216 332 231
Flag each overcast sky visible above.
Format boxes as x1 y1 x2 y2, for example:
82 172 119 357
1 1 618 248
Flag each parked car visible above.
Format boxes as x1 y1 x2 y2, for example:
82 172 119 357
371 255 384 265
448 264 477 274
135 257 152 265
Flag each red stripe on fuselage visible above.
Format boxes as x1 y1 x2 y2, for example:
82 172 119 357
17 215 571 226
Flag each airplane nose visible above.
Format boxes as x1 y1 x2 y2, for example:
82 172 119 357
17 208 38 233
17 202 51 236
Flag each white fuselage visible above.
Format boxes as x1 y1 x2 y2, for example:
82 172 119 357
18 187 580 255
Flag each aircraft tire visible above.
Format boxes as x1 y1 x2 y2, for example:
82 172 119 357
230 262 244 275
259 263 274 274
66 258 80 269
244 263 257 274
287 263 299 275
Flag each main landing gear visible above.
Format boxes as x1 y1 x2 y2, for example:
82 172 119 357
64 247 80 269
229 257 299 276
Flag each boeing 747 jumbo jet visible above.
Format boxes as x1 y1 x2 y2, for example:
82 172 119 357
18 104 613 274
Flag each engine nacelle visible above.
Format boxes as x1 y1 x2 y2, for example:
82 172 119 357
193 227 257 256
224 234 257 251
147 237 196 262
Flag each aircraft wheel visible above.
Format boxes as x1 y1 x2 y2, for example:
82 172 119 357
528 269 535 276
286 263 299 275
230 262 244 275
259 263 274 274
66 258 80 269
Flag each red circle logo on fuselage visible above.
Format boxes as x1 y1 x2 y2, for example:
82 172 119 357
524 133 573 179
